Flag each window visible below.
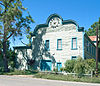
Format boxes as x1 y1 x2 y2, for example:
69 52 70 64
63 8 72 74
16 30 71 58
92 46 93 55
89 43 91 54
72 56 77 60
86 40 89 51
72 37 77 50
45 40 50 50
57 39 62 50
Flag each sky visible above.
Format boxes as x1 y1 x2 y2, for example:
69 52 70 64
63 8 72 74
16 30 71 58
11 0 100 48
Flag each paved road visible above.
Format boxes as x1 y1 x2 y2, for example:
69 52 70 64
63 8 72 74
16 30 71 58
0 75 100 86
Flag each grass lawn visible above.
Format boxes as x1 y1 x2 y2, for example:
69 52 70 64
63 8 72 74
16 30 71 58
0 70 38 75
34 72 100 83
1 70 100 83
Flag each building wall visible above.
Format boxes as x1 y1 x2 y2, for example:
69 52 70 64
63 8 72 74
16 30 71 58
14 14 96 71
32 24 83 70
14 48 32 70
84 35 96 59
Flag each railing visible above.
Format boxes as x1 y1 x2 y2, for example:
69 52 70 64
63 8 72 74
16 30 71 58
40 71 93 77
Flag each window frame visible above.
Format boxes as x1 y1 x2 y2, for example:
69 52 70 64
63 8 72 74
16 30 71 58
71 37 77 50
57 39 62 50
71 56 77 60
45 40 50 51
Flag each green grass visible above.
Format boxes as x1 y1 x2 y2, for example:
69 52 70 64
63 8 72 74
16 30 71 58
1 70 100 83
0 70 38 75
34 72 100 83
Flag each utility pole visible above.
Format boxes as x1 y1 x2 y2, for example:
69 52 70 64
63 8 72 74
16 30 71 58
96 24 98 77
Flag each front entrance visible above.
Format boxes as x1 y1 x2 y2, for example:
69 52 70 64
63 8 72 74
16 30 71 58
57 62 62 71
40 60 52 71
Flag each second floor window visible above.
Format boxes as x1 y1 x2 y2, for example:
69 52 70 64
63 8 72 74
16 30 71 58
57 39 62 50
72 38 77 49
45 40 50 50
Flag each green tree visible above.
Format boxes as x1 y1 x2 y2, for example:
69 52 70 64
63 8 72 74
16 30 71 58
0 40 17 72
85 18 100 47
0 0 34 72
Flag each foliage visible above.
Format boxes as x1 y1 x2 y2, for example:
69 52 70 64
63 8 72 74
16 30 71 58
64 59 76 73
34 72 100 83
0 40 17 72
0 69 38 75
85 59 95 74
74 57 85 77
0 0 34 40
0 0 34 71
53 68 58 73
85 18 100 47
64 56 100 77
60 67 65 72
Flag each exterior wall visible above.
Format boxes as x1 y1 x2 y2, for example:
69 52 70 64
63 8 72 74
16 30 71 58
32 24 83 70
84 35 96 59
14 48 32 70
14 14 97 71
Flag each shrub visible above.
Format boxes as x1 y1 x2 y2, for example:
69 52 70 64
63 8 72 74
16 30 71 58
65 60 76 73
60 67 65 72
84 59 96 74
74 57 85 77
53 68 58 73
64 56 100 77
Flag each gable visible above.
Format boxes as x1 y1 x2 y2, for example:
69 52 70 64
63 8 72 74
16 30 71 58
32 14 84 36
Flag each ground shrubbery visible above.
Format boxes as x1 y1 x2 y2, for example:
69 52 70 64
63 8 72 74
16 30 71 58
0 69 39 75
34 72 100 83
64 56 100 77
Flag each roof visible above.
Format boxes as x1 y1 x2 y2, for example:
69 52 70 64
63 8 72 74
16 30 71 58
13 46 32 49
89 36 96 41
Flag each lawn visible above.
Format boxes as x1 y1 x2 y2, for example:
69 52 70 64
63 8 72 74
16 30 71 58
34 72 100 83
1 70 100 83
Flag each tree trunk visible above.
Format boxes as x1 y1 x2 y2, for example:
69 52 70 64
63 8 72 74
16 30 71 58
3 41 9 72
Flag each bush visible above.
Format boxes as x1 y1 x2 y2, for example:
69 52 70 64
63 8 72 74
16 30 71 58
60 67 65 72
0 67 4 72
64 56 100 77
74 57 85 77
85 59 95 74
53 68 58 73
65 60 76 73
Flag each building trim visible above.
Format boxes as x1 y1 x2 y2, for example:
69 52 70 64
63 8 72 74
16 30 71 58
13 46 32 49
31 14 85 37
82 32 85 59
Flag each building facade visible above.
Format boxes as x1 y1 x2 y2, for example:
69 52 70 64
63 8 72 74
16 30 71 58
14 14 96 71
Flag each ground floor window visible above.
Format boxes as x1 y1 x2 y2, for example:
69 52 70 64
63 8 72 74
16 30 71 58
72 56 77 59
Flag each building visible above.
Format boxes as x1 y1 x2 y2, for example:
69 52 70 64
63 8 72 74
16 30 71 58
14 14 96 71
89 36 96 45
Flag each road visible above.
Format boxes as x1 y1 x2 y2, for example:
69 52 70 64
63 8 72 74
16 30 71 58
0 75 100 86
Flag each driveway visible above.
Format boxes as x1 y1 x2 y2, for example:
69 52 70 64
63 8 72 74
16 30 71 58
0 75 100 86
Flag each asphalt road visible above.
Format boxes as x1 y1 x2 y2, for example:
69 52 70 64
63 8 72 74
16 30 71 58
0 75 100 86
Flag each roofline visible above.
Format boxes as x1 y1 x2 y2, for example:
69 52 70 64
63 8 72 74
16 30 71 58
13 46 32 49
84 33 96 47
31 14 83 36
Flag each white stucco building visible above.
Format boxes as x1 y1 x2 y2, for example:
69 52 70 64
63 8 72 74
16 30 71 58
14 14 96 71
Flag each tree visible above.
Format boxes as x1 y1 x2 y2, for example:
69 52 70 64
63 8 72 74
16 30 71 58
85 18 100 47
0 40 17 72
0 0 34 72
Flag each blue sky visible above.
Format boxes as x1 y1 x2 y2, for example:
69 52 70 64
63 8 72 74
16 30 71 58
11 0 100 48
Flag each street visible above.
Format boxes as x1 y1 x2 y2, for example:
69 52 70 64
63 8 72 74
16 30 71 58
0 75 100 86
